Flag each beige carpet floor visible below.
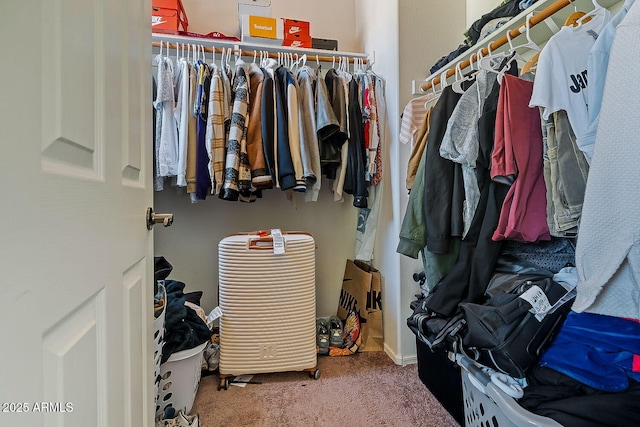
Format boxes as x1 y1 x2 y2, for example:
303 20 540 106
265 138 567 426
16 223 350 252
191 351 460 427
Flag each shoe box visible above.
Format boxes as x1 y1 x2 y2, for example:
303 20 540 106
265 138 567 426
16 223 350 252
282 19 311 49
152 0 189 33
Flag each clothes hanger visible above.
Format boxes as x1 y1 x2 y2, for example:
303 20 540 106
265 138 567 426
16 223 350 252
451 61 474 94
496 52 517 85
508 12 541 54
439 70 448 92
572 0 604 29
478 42 510 71
520 51 540 75
564 0 590 27
234 48 243 66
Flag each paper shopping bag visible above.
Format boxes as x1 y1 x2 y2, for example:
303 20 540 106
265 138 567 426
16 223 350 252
337 259 383 351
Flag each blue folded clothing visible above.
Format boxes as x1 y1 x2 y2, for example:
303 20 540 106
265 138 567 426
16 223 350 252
539 311 640 392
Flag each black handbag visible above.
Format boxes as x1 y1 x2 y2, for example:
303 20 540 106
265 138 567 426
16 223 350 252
460 276 575 378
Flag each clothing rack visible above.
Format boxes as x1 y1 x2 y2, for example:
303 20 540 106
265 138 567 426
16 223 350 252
152 33 370 65
419 0 606 92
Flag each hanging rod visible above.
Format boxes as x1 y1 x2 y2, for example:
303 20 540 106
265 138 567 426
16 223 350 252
420 0 575 92
152 33 369 64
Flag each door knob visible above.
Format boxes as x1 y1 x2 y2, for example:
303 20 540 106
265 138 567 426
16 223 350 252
146 207 174 230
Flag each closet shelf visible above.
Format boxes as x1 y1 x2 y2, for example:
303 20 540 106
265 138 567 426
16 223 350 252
152 33 370 63
415 0 624 94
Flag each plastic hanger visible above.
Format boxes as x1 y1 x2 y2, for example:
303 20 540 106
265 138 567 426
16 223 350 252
573 0 602 28
564 0 590 27
478 42 510 71
510 13 541 53
451 61 475 94
439 70 448 92
368 51 376 70
496 51 518 85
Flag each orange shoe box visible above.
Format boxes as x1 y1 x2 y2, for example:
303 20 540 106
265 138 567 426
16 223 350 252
282 18 311 48
282 19 311 39
241 15 284 45
152 0 188 33
282 33 312 49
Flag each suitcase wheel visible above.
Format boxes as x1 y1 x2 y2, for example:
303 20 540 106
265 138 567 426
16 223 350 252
217 377 229 391
309 369 321 380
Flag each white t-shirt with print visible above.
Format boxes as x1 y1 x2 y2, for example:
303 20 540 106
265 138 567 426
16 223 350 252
529 9 611 139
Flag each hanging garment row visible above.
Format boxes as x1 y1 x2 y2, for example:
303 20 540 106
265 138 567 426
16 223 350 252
404 1 640 425
153 42 386 208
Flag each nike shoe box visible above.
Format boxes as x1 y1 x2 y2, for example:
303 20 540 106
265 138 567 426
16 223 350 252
282 19 312 48
152 0 188 33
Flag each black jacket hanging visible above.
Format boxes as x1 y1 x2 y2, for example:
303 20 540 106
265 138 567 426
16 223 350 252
274 66 296 191
343 78 368 208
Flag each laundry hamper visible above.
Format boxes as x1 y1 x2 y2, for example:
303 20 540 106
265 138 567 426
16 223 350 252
156 341 207 418
153 281 167 415
457 354 562 427
217 230 319 390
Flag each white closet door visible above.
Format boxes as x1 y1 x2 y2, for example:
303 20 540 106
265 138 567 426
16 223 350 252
0 0 154 426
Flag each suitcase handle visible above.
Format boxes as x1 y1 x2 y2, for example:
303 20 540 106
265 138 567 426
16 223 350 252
245 231 315 250
248 235 278 250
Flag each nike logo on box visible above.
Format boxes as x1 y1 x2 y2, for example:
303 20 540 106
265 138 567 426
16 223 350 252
152 16 167 26
288 27 301 34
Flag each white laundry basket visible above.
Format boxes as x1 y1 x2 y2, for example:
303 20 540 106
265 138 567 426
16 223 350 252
156 341 207 419
153 282 167 414
457 354 562 427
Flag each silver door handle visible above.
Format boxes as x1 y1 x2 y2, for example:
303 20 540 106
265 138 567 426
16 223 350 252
146 207 174 230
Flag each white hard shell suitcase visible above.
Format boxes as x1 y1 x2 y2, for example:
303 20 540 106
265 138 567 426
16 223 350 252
217 230 319 389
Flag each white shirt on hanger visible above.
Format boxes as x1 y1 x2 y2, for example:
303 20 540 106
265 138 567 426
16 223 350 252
174 58 190 187
529 8 611 142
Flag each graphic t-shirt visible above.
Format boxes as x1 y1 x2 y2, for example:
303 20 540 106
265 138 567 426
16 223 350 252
529 9 611 141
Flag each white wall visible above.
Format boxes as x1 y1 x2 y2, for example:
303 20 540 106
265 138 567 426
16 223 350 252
354 0 402 363
395 0 466 362
353 0 466 363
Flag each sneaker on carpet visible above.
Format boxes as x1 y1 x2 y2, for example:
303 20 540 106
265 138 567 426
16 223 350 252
316 318 330 355
329 315 344 347
176 411 200 427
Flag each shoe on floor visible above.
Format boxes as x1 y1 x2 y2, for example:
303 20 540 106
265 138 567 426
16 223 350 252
328 315 344 347
316 318 330 355
176 411 200 427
